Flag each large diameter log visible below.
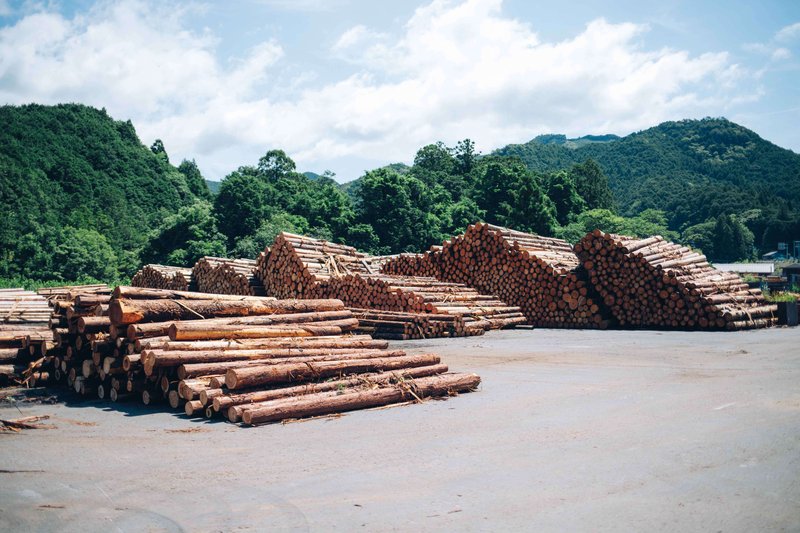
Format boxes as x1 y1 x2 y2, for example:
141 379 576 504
145 346 404 369
159 335 386 352
110 298 345 325
176 349 409 379
220 363 449 417
226 353 441 389
114 286 276 301
168 319 359 341
241 372 480 425
77 316 111 334
159 309 353 329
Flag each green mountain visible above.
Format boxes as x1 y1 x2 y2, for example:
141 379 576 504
0 103 207 281
495 118 800 250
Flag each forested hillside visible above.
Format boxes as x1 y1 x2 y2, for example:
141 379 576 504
1 105 796 286
496 118 800 254
0 104 210 282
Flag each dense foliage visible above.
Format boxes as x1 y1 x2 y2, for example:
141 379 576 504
0 104 210 283
2 105 796 286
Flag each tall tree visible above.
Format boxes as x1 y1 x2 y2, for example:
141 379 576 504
570 159 614 211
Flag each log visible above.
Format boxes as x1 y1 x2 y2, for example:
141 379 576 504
226 353 441 389
241 372 480 425
110 298 345 325
219 363 449 416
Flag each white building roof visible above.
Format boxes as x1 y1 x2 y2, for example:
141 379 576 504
714 263 775 274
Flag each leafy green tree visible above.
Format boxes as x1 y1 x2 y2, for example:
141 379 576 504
454 138 478 176
54 227 119 281
712 214 754 262
257 149 296 182
570 159 614 211
546 170 587 225
178 159 212 200
444 197 486 235
356 168 444 252
476 157 556 234
510 174 558 235
214 169 277 242
150 139 169 163
141 201 227 267
345 223 383 254
232 213 310 258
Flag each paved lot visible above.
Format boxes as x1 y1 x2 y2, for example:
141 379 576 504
1 327 799 532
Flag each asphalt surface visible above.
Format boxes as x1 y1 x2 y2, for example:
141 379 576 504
1 327 799 532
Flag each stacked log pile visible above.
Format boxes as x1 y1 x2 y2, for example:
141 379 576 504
23 286 476 425
575 231 777 330
349 308 465 340
0 289 52 385
256 232 526 336
256 233 372 299
131 265 195 291
193 257 266 296
28 284 113 393
382 223 609 328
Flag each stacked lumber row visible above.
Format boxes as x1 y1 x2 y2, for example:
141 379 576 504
256 232 526 336
349 308 468 340
382 223 609 329
193 257 266 296
328 275 525 333
102 286 478 425
575 231 777 330
131 265 195 291
0 289 52 385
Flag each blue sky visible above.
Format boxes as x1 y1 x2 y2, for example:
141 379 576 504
0 0 798 182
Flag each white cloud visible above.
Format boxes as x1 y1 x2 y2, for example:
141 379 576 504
775 22 800 43
0 0 752 180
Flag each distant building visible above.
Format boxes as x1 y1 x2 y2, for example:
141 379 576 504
783 264 800 286
714 263 775 275
762 251 787 260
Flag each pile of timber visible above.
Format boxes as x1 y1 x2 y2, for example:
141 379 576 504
256 232 526 335
328 274 526 334
0 289 52 385
575 231 777 330
193 257 266 296
256 233 373 299
349 308 466 340
30 285 113 392
45 286 478 425
382 223 609 329
132 265 195 291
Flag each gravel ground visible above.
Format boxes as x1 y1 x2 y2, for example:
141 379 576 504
1 327 798 532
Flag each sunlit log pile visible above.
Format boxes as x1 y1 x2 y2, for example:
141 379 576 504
0 288 52 385
255 232 526 337
29 285 478 425
131 264 195 291
382 223 610 329
193 256 266 296
575 231 777 330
